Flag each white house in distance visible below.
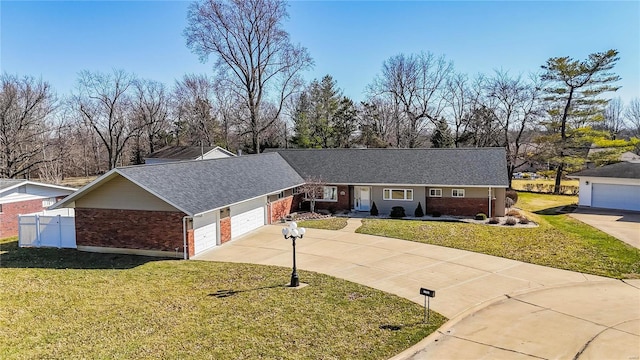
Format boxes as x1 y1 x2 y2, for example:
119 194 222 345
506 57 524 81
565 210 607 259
144 146 235 165
570 161 640 212
0 180 77 238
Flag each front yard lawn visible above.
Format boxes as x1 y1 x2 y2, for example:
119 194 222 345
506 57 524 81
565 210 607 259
297 217 348 230
357 193 639 279
0 238 444 359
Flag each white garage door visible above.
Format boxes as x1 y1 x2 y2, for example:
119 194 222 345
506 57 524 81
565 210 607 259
231 198 265 238
592 184 640 211
193 211 217 254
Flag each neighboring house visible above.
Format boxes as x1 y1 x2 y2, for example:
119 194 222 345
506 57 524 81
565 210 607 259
569 161 640 212
587 147 640 163
0 180 77 238
144 146 235 164
53 147 508 258
270 148 508 218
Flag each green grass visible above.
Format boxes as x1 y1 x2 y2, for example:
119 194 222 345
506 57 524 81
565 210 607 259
297 217 348 230
357 193 640 279
0 237 445 359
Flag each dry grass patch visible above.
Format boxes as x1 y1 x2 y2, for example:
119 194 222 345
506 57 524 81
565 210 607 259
297 217 348 230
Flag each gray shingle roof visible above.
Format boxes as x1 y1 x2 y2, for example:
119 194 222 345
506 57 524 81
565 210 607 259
0 179 25 191
570 162 640 179
118 152 305 215
146 146 218 160
270 148 509 186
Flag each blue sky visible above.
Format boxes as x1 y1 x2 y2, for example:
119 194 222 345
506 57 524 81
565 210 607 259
2 1 638 105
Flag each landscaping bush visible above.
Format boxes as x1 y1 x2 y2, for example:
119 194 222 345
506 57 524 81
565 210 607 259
506 209 520 217
370 201 379 216
519 217 530 224
504 217 517 226
505 189 518 204
523 183 534 191
390 206 406 218
505 197 515 209
488 217 500 224
431 211 441 218
414 202 424 217
475 213 487 220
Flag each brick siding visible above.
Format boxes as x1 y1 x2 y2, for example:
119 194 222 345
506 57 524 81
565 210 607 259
0 199 47 238
187 229 195 258
75 208 186 253
267 196 294 223
426 197 496 217
220 216 231 244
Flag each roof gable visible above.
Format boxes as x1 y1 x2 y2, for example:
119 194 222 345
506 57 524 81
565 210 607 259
145 146 235 161
270 148 509 187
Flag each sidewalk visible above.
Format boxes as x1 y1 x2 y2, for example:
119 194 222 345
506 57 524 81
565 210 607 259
194 219 640 359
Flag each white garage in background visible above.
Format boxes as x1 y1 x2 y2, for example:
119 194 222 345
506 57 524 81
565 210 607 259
570 161 640 212
231 197 266 239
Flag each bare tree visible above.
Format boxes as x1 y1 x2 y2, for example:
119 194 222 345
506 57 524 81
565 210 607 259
73 69 139 170
485 71 542 186
134 79 171 156
297 177 326 213
173 74 220 147
0 73 56 178
185 0 313 153
369 52 453 148
625 98 640 137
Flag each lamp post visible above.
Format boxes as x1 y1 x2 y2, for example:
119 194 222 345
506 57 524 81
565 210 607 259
282 221 306 287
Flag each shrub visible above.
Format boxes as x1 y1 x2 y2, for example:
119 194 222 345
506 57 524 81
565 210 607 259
475 213 487 220
414 202 424 217
505 197 515 209
505 189 518 204
519 217 530 224
431 211 441 218
488 217 500 224
504 217 517 226
523 183 534 191
506 209 520 217
390 206 405 218
535 183 545 193
370 201 379 216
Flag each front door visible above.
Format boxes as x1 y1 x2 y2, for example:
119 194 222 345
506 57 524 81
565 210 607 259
355 187 371 211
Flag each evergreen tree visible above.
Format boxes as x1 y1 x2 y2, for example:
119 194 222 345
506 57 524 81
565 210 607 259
538 50 622 193
430 118 454 148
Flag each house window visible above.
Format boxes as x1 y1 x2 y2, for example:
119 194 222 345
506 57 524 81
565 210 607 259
383 188 413 201
320 186 338 201
0 204 2 213
292 187 301 195
429 188 442 197
277 191 285 199
42 198 56 207
452 189 465 198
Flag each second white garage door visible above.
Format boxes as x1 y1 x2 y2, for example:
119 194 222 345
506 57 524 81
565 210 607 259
193 211 218 255
231 198 266 238
592 183 640 211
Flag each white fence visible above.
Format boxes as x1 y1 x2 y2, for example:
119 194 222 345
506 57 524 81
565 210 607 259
19 208 76 248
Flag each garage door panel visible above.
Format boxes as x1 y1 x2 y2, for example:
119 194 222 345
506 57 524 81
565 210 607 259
592 184 640 211
194 223 217 254
231 199 265 238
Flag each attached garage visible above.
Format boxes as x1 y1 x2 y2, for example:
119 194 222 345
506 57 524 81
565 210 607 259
570 162 640 212
231 198 266 239
592 184 640 212
193 211 218 254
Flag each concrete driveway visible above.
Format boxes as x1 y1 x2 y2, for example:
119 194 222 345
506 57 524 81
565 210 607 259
569 208 640 249
194 220 640 359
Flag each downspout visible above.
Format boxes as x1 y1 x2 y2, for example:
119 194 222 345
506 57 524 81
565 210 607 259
182 215 192 260
488 187 492 217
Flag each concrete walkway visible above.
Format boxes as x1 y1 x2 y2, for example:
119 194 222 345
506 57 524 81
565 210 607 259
569 208 640 249
194 219 640 359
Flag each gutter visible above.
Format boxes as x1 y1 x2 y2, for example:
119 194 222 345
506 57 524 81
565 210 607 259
182 215 192 260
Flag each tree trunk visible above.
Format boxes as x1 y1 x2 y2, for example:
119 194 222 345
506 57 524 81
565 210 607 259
554 161 564 195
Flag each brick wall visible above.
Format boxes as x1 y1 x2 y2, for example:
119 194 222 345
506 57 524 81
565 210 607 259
267 196 294 223
0 199 47 238
187 229 195 258
220 216 231 244
313 185 350 213
75 208 186 253
426 198 496 217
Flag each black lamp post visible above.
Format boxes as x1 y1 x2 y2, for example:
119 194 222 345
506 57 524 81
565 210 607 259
282 221 306 287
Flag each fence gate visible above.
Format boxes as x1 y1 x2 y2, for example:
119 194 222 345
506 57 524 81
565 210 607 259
19 209 76 249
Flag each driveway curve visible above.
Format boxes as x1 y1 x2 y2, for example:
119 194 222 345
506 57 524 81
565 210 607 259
194 219 640 359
